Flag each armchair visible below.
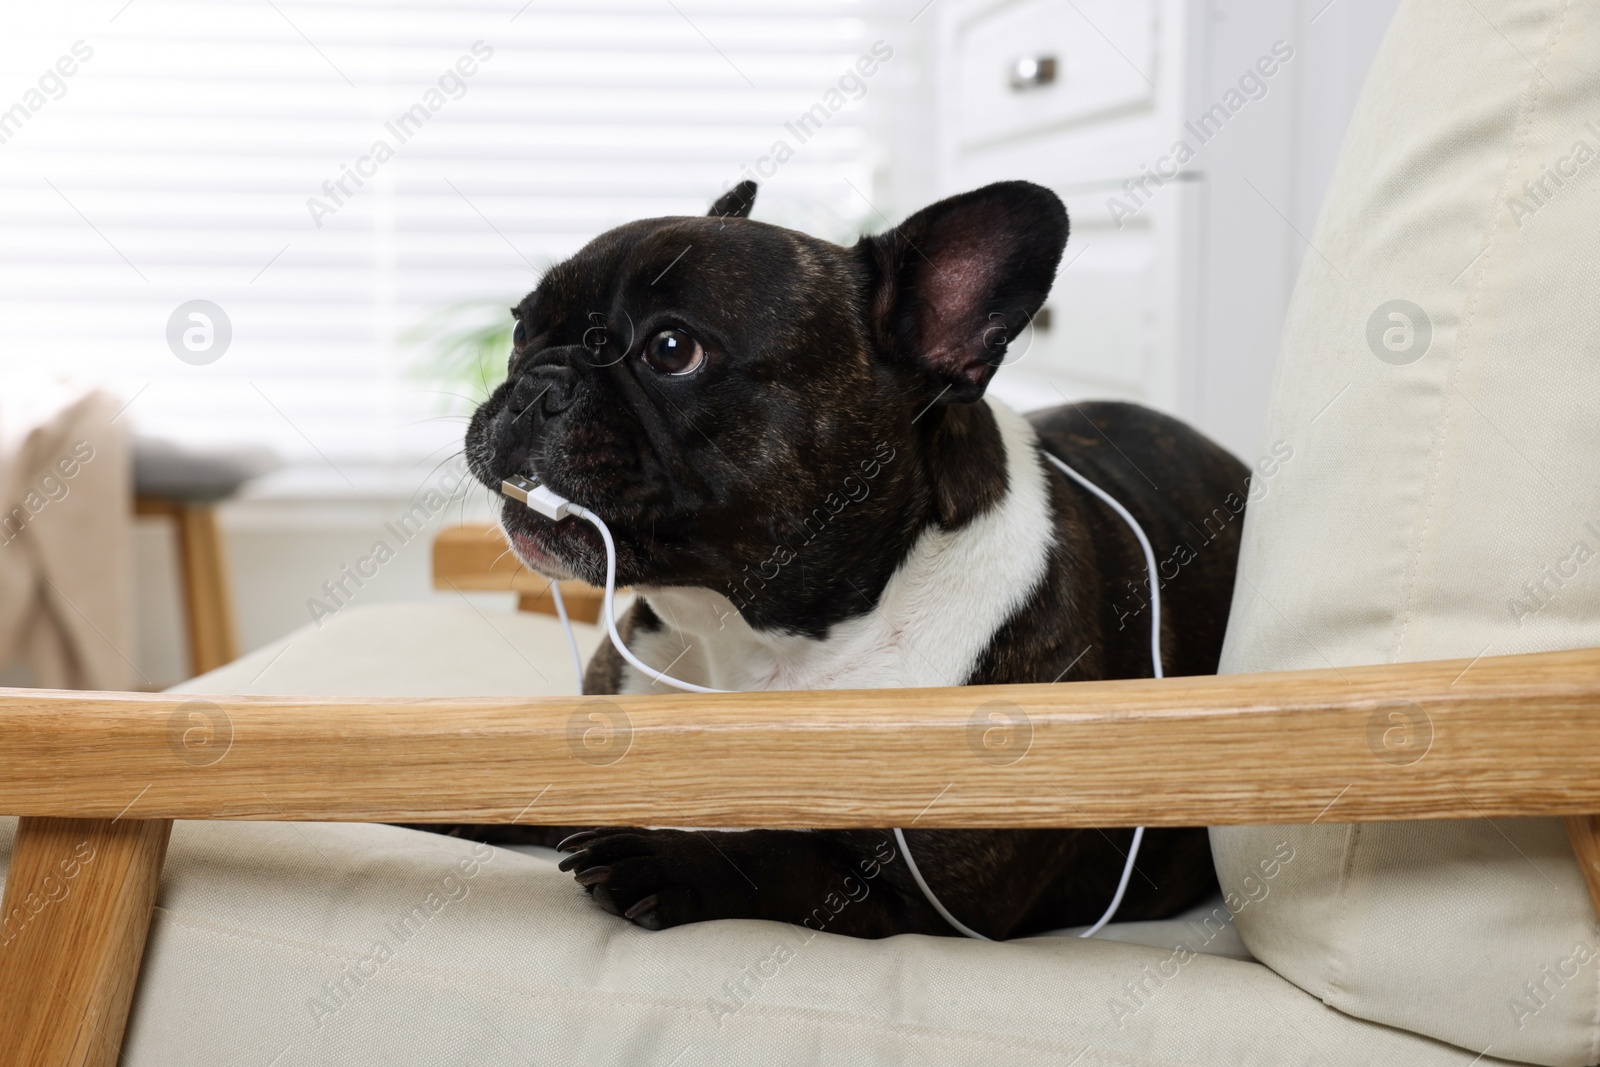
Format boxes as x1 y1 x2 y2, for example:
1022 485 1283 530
6 1 1600 1064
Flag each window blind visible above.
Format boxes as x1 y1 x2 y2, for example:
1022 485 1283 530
0 0 887 467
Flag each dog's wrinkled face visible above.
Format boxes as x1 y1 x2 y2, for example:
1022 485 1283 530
466 180 1067 632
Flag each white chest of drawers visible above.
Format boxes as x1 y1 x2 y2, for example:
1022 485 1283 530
919 0 1399 460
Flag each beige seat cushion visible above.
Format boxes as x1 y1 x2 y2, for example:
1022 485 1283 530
0 599 1526 1063
1211 0 1600 1064
170 601 607 697
0 812 1534 1066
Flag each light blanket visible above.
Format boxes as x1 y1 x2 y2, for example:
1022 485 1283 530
0 383 133 690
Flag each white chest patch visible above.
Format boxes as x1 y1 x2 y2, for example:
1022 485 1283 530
617 399 1056 695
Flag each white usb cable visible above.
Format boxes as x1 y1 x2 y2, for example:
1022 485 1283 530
1042 452 1159 939
503 474 588 694
502 447 1163 941
546 580 585 695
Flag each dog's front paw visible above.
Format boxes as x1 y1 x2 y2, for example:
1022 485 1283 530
557 828 751 930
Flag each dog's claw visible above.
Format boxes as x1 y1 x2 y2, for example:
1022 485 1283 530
624 894 660 920
550 828 716 930
557 830 600 852
574 865 612 887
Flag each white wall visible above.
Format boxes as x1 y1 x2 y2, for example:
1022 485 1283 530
1192 0 1402 456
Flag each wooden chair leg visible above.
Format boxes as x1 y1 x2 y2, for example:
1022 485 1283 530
0 817 172 1067
172 505 238 675
135 497 240 677
1564 815 1600 921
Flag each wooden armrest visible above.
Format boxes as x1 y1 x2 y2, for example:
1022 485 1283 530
2 647 1598 827
432 522 606 623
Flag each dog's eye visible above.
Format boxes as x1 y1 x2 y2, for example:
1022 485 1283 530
641 328 704 376
512 319 527 350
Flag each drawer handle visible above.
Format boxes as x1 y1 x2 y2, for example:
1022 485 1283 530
1009 55 1058 91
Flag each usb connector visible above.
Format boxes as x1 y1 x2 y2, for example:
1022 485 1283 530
501 474 574 520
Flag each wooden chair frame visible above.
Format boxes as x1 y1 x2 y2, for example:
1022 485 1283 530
3 526 1598 1065
433 522 607 622
134 496 239 677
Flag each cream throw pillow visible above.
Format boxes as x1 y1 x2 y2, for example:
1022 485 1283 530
1212 1 1600 1064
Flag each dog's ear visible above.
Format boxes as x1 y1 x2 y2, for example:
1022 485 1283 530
708 181 757 219
860 181 1067 404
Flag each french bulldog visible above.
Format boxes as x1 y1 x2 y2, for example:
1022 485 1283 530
447 179 1248 940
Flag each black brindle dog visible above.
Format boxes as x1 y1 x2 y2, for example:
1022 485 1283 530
423 180 1246 940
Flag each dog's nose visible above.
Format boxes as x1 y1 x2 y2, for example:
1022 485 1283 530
539 365 577 415
510 364 577 420
509 373 544 418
